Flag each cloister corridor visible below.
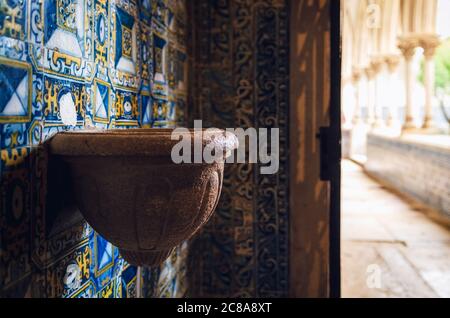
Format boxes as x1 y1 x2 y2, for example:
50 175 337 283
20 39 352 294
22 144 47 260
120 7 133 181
341 160 450 298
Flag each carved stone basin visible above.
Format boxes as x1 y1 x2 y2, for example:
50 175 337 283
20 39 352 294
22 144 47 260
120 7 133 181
49 129 238 267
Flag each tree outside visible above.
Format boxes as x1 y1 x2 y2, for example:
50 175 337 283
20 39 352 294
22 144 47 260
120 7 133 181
419 37 450 126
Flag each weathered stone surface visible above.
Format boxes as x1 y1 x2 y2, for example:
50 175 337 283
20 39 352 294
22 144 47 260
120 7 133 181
342 160 450 298
49 129 238 267
366 133 450 220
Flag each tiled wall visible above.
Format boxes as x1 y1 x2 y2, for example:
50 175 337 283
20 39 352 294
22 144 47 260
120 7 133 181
0 0 188 297
1 0 293 298
366 133 450 220
188 0 290 297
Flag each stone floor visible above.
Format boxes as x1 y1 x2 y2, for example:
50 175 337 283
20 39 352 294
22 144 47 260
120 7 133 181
341 160 450 298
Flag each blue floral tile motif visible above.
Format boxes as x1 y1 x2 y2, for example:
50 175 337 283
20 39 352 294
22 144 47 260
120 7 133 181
152 34 167 98
93 78 110 123
42 0 94 79
152 0 167 27
0 35 27 60
0 144 32 191
39 46 94 79
0 0 27 41
44 0 93 60
114 88 138 126
141 92 152 127
108 0 140 90
29 69 45 128
0 123 28 148
140 22 152 87
0 57 32 123
115 7 134 62
139 0 152 25
151 98 168 127
42 76 86 126
0 150 33 289
93 233 115 277
57 227 133 298
1 0 190 298
120 265 138 298
71 281 96 298
94 0 109 68
61 244 92 298
29 0 44 45
97 279 115 298
166 99 176 125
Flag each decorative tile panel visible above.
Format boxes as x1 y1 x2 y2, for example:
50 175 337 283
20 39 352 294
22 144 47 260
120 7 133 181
94 0 109 67
93 78 110 124
43 0 93 61
0 0 27 41
0 57 32 123
114 87 138 125
1 0 290 299
189 0 290 298
1 0 189 298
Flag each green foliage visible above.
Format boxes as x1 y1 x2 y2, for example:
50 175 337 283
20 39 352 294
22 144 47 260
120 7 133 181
418 37 450 93
435 38 450 91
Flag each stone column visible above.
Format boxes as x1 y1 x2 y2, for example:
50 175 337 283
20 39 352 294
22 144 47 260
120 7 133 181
364 67 375 126
352 68 362 125
385 55 401 127
420 35 440 129
398 37 418 131
371 59 383 128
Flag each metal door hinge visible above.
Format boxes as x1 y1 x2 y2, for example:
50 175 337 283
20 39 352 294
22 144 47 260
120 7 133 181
316 126 340 181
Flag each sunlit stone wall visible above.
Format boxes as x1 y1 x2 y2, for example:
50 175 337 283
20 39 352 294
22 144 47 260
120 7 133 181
366 133 450 220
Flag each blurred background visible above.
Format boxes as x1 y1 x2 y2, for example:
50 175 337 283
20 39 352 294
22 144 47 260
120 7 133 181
341 0 450 298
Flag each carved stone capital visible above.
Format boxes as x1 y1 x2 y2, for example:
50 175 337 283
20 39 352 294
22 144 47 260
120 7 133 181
398 36 419 60
384 55 401 73
420 34 441 59
352 67 361 83
370 59 383 75
364 66 375 80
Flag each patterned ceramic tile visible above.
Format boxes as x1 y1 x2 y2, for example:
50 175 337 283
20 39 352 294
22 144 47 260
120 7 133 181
139 0 152 26
42 75 87 127
114 87 138 125
108 0 141 90
140 90 152 127
93 0 109 68
43 0 94 61
189 0 290 298
0 56 32 123
92 78 111 124
0 0 28 42
0 0 189 298
1 0 289 299
0 145 33 291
